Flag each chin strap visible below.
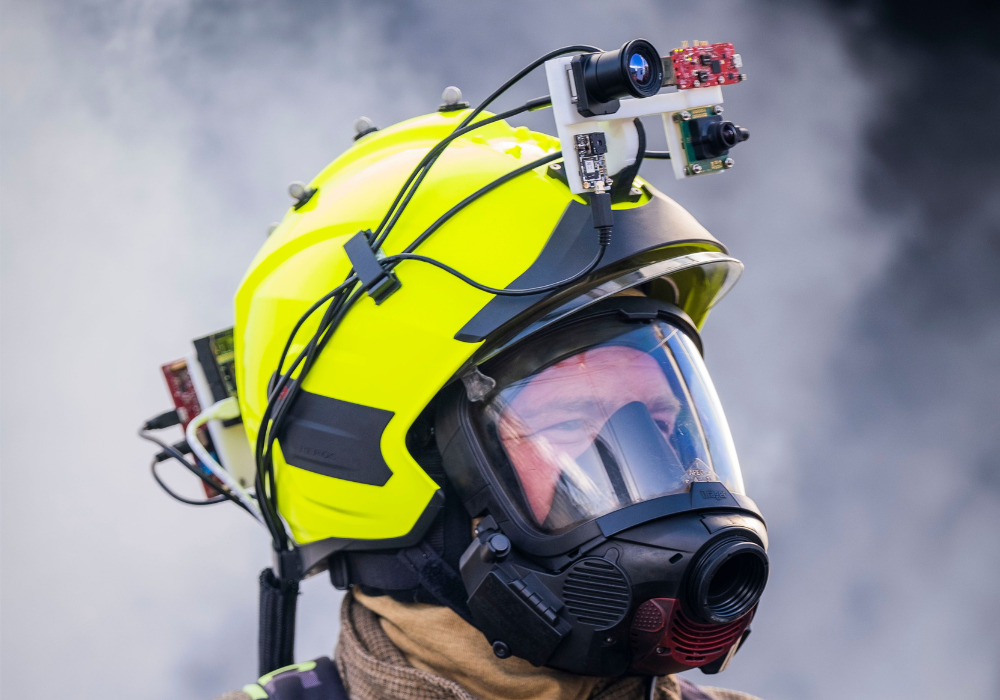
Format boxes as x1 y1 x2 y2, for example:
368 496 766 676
257 449 470 675
331 540 473 624
258 561 301 676
328 477 474 625
259 538 473 678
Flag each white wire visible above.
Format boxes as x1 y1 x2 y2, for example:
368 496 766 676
186 398 264 522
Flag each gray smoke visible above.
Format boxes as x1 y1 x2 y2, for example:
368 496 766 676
2 2 997 699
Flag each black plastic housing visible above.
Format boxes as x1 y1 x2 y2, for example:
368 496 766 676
686 116 750 161
434 294 769 675
571 40 663 117
458 509 767 675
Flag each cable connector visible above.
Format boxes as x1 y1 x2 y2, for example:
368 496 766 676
155 439 192 463
187 399 263 522
143 409 180 431
590 191 613 247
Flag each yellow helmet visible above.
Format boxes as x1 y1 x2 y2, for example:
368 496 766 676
235 109 740 564
229 39 768 680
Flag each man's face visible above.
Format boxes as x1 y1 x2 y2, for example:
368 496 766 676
496 345 681 525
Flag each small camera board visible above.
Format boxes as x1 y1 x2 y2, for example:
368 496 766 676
673 105 738 176
662 41 745 90
545 39 749 190
575 133 613 192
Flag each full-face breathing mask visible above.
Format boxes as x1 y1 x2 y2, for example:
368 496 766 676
436 297 768 676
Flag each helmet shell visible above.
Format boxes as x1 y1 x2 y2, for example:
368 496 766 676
234 110 730 548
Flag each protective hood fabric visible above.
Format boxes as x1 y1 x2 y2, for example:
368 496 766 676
211 592 763 700
343 592 760 700
352 590 604 700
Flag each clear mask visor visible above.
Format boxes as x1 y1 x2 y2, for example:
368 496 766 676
481 319 744 534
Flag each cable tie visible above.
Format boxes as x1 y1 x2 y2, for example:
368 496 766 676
343 230 401 304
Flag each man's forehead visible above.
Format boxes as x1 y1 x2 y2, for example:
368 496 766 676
538 344 660 375
508 345 676 412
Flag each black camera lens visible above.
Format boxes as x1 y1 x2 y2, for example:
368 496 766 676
688 116 750 160
574 39 663 117
628 52 653 87
713 121 747 150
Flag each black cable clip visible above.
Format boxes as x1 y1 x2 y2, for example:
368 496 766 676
343 230 401 305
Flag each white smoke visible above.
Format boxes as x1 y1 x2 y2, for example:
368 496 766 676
2 2 996 699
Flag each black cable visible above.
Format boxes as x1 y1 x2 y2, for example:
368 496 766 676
370 104 539 251
401 151 561 255
151 458 228 506
154 439 192 463
256 286 368 548
254 47 608 552
139 428 252 515
643 150 671 159
254 105 559 548
385 247 605 296
143 409 180 431
259 277 357 453
256 152 593 542
458 45 601 129
269 274 359 394
256 282 366 543
370 44 597 252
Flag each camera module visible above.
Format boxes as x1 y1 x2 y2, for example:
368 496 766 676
571 39 663 117
687 115 750 160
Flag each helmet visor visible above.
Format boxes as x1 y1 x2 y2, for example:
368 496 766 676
478 317 744 534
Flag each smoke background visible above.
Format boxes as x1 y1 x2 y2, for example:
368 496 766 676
2 1 998 698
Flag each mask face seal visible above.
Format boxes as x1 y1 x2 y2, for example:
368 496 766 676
435 298 768 676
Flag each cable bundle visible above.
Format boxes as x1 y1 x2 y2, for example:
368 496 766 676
253 45 611 556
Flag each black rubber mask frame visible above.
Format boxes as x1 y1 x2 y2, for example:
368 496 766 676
434 295 762 565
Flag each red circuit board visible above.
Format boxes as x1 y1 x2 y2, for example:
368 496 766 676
665 42 745 90
161 359 219 497
161 359 202 427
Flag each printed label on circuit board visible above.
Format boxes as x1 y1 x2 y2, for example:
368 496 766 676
575 132 613 192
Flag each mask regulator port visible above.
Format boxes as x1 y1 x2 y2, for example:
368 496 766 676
684 535 768 624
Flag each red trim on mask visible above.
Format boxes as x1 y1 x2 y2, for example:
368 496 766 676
629 598 754 674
